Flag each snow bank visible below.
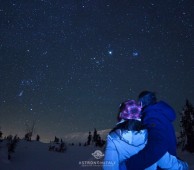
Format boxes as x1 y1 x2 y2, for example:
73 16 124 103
0 129 193 170
0 140 105 170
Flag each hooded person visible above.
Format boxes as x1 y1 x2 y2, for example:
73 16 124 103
123 91 188 170
103 99 188 170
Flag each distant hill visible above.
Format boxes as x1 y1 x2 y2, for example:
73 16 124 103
63 129 111 143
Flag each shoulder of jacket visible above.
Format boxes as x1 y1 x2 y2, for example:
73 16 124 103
108 131 120 140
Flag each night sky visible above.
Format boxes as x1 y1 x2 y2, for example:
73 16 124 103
0 0 193 142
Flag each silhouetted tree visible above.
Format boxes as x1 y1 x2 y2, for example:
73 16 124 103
7 134 19 160
178 99 194 152
87 131 92 145
36 134 40 141
54 136 59 143
93 128 98 143
0 129 3 141
7 135 13 141
24 132 32 141
59 141 66 152
24 118 37 141
49 139 67 153
49 141 55 151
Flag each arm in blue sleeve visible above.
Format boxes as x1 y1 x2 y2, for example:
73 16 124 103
157 152 189 170
125 116 168 170
103 136 119 170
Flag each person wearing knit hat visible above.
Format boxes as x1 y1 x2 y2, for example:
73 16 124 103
103 99 188 170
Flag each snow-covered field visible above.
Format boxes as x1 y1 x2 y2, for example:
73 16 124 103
0 130 194 170
0 140 106 170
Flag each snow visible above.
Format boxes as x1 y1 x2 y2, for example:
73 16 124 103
0 140 105 170
0 130 194 170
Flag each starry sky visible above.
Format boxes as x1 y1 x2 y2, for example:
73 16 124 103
0 0 193 142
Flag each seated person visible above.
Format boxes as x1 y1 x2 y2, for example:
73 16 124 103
103 99 188 170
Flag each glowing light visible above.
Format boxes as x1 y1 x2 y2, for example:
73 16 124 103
18 90 24 97
108 51 112 55
132 52 139 57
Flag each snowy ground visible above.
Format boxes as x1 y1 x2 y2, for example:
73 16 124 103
0 140 105 170
0 140 193 170
0 130 194 170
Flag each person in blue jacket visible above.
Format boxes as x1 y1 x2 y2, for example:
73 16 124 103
124 91 186 170
103 99 188 170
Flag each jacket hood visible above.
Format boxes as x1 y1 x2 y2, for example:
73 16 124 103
145 101 176 122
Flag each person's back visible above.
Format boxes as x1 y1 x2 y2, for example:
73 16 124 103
142 101 188 170
104 120 148 170
103 100 145 170
142 100 177 156
125 91 181 169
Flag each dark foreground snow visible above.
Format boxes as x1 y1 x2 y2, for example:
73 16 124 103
1 140 193 170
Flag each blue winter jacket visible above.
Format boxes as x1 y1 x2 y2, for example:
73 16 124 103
103 129 148 170
125 101 177 170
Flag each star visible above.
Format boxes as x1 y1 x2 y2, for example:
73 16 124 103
132 51 139 57
18 90 24 97
108 50 113 55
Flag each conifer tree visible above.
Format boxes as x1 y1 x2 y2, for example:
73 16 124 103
0 130 3 141
178 99 194 152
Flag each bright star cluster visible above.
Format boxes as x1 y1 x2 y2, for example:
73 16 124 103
0 0 193 141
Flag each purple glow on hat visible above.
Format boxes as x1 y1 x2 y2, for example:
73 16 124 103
119 100 142 120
